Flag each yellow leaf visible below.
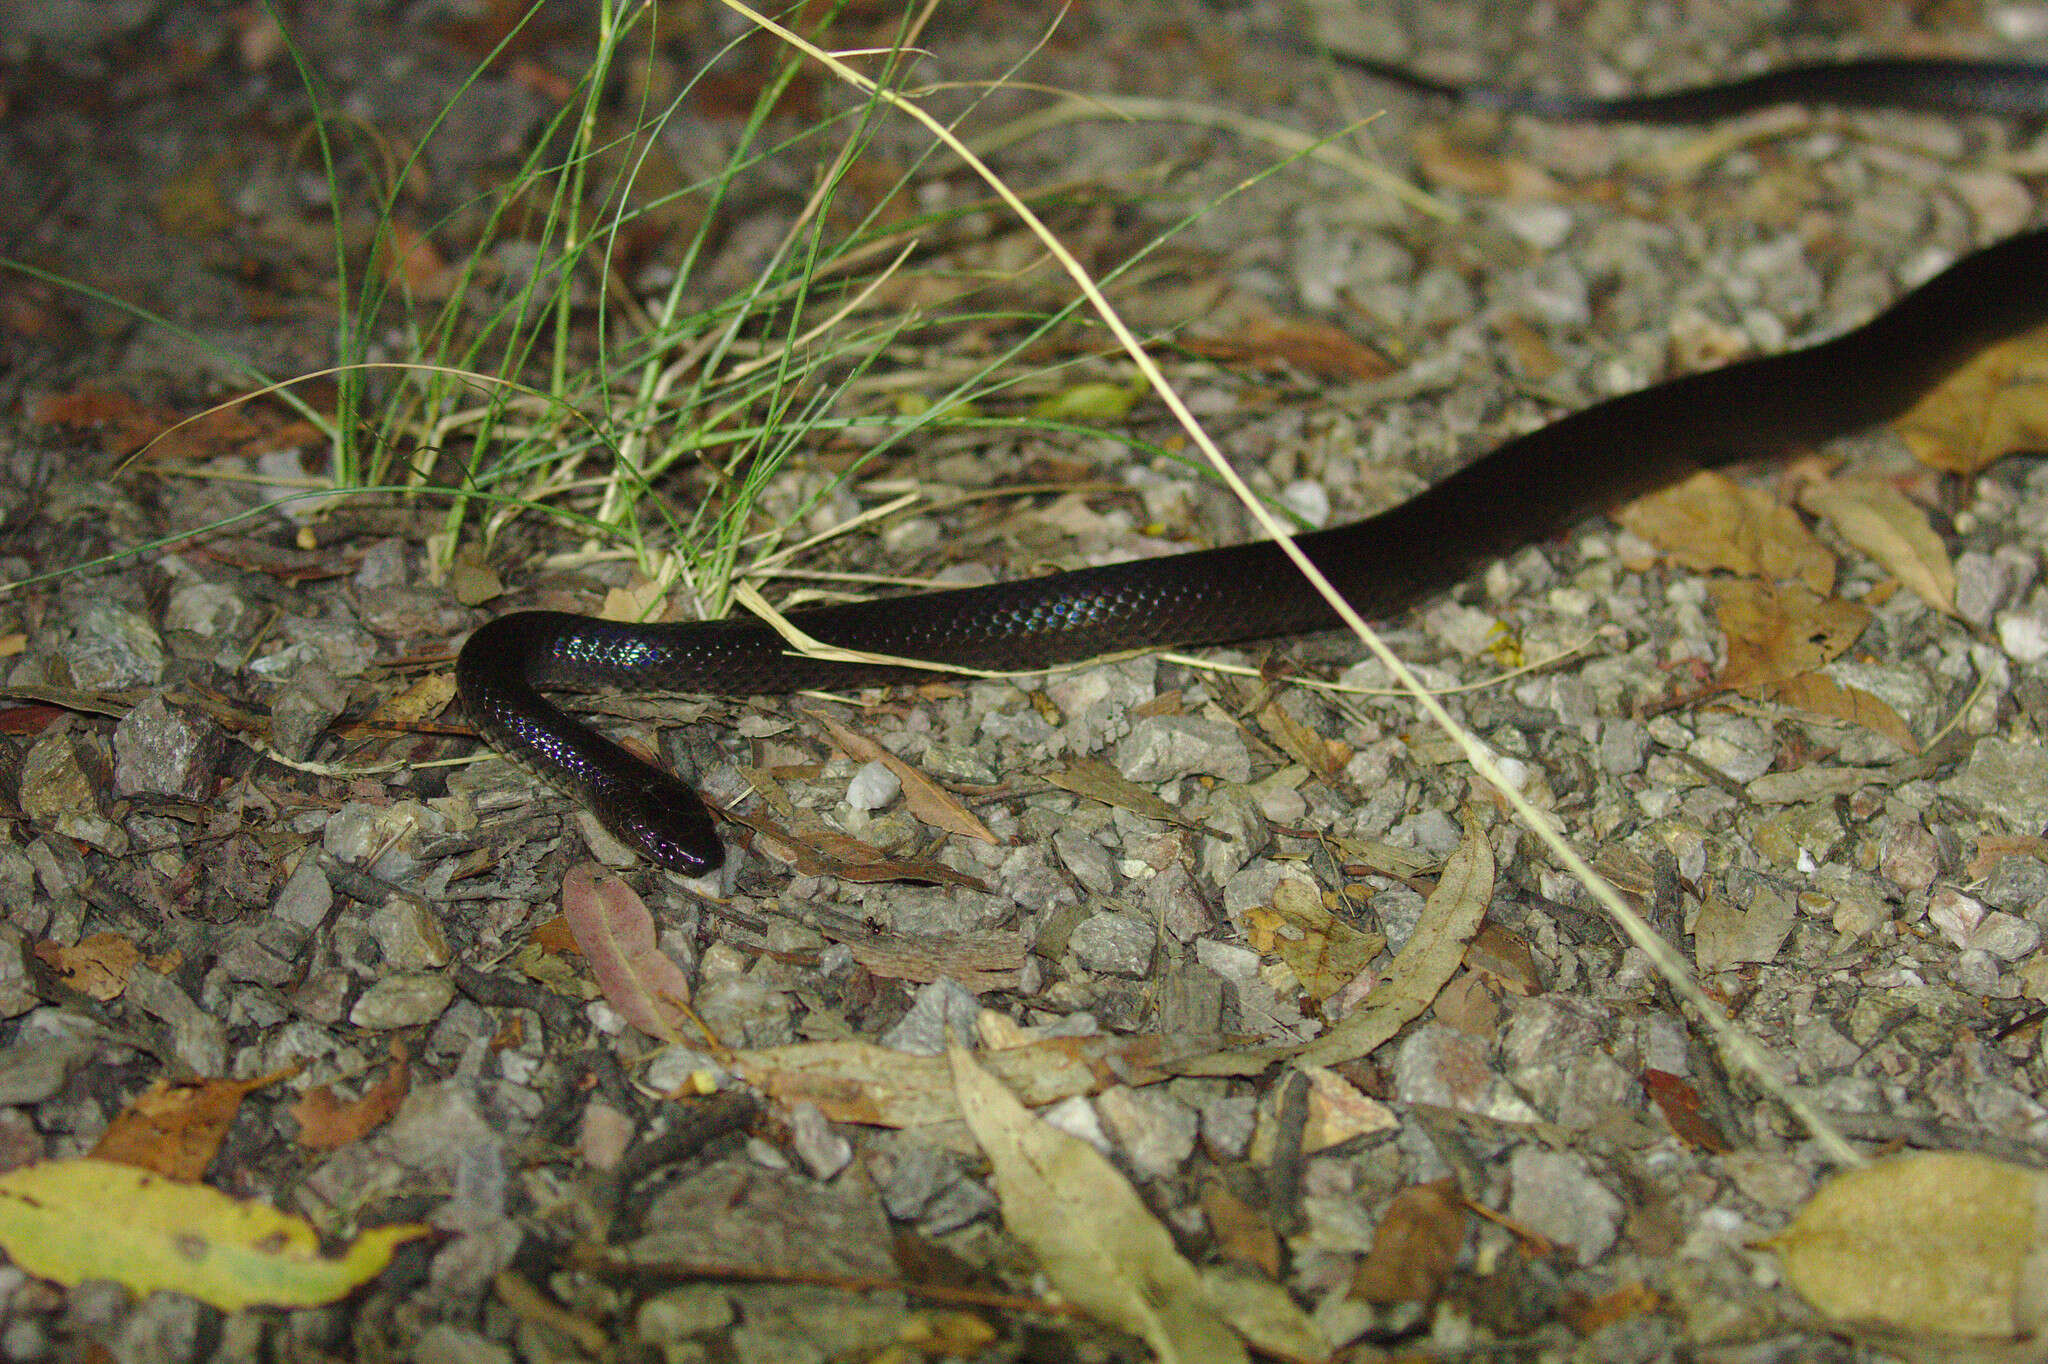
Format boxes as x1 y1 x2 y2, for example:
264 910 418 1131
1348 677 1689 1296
1029 377 1147 423
1766 1151 2048 1339
949 1048 1261 1363
1894 325 2048 476
1793 475 1955 616
0 1159 428 1311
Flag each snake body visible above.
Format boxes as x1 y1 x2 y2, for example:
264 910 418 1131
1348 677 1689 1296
1316 54 2048 120
457 58 2048 876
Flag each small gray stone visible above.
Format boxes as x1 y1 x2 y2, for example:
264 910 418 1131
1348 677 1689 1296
1596 719 1650 776
632 1158 896 1278
1052 827 1117 896
126 966 227 1075
1096 1085 1199 1179
1506 1147 1624 1265
786 1102 852 1180
637 1287 737 1343
1116 714 1251 784
1068 911 1155 977
268 665 350 761
1942 738 2048 833
350 973 456 1029
63 603 164 690
271 854 333 931
413 1325 512 1364
0 1033 93 1106
112 695 227 801
844 760 899 812
693 974 794 1049
878 977 981 1055
369 895 451 970
1982 856 2048 922
1195 1092 1258 1161
1145 863 1218 942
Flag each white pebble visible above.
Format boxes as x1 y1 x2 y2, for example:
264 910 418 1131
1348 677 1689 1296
845 760 900 811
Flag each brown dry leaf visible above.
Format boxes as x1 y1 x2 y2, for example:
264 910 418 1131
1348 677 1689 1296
363 674 457 729
1640 1069 1729 1153
599 578 667 623
528 914 579 956
1772 672 1920 754
1615 470 1834 594
1710 580 1871 694
1256 703 1345 780
1766 1151 2048 1340
1267 880 1385 1004
1691 881 1796 973
949 1046 1253 1363
808 708 998 846
1560 1282 1662 1333
728 807 988 889
1042 757 1208 831
1182 316 1394 382
1351 1180 1467 1305
373 221 455 300
1793 475 1956 616
1894 324 2048 476
1412 126 1560 197
1201 1182 1281 1279
91 1069 296 1181
845 930 1025 992
36 931 141 1002
1290 811 1494 1069
291 1043 412 1152
730 1034 1189 1129
560 863 691 1042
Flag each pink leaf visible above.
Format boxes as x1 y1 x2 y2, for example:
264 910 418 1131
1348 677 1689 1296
561 863 691 1042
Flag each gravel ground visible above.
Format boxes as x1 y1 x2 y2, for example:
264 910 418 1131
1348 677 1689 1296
1 0 2047 1360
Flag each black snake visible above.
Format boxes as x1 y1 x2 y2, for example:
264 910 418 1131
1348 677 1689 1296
457 52 2048 875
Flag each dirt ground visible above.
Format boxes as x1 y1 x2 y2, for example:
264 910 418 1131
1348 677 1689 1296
2 0 2047 1360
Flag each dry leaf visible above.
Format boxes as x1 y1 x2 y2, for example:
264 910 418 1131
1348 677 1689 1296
561 863 691 1042
36 931 141 1001
1690 882 1796 973
1183 316 1394 382
1412 126 1559 197
91 1069 296 1181
1793 475 1956 615
291 1043 412 1151
1894 325 2048 476
364 674 457 728
949 1047 1253 1363
730 1034 1189 1129
1771 672 1919 753
1351 1180 1466 1305
1766 1151 2048 1340
1640 1070 1729 1153
808 708 998 846
844 929 1025 992
1615 470 1834 594
1292 811 1494 1069
1266 880 1385 1004
1257 703 1345 780
1042 757 1207 830
1201 1182 1281 1279
1710 580 1870 694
